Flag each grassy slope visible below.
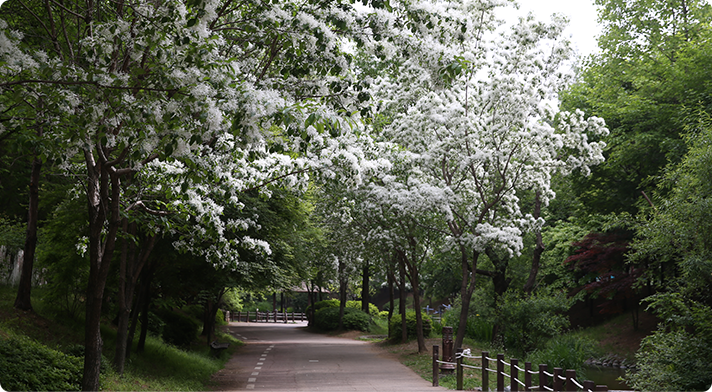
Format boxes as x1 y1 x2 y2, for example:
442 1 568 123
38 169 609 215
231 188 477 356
0 285 240 391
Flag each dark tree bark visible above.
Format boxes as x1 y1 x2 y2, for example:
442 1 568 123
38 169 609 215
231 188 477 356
401 246 427 353
14 151 41 311
361 262 370 314
338 257 346 330
454 245 480 350
387 259 395 322
398 253 407 344
82 148 124 391
114 224 156 374
523 191 545 294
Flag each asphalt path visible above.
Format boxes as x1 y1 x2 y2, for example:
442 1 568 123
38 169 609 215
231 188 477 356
210 321 445 391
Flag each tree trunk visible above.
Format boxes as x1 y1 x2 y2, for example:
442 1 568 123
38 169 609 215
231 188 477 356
404 253 426 353
204 298 215 344
361 262 370 314
454 246 479 350
113 219 132 375
398 252 407 344
523 191 544 294
14 153 41 311
137 279 152 353
338 257 346 330
388 261 395 321
82 150 123 392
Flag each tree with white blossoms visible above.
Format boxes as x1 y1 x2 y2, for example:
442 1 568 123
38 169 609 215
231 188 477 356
0 0 393 388
369 2 609 348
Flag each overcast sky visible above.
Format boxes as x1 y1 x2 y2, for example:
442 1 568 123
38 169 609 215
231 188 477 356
498 0 603 57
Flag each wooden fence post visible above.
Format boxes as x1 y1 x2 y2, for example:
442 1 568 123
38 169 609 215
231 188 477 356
482 351 489 392
566 369 576 392
497 354 504 392
525 362 532 391
539 364 548 392
456 348 463 390
553 368 563 392
595 385 608 391
433 345 439 387
584 380 595 391
511 358 519 392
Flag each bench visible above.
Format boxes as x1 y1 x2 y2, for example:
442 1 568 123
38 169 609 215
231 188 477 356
210 341 229 357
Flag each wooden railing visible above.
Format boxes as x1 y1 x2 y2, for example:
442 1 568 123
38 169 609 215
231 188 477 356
433 347 609 391
227 311 306 323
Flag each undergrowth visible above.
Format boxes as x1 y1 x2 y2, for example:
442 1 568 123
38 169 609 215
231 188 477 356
0 285 240 391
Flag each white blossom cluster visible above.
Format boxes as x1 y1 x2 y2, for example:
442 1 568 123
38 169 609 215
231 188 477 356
361 1 608 257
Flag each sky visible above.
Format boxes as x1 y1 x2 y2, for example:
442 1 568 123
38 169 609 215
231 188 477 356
498 0 603 57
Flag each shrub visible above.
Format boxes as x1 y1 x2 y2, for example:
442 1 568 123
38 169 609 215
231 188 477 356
158 310 199 347
314 307 371 331
346 300 379 317
145 311 166 337
215 309 227 326
388 311 432 341
526 334 597 376
496 292 570 353
0 334 83 391
342 309 371 332
466 315 493 343
627 328 712 392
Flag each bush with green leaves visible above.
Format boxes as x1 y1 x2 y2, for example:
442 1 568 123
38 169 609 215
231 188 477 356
158 310 199 347
627 328 712 391
345 300 379 317
313 307 371 331
0 333 83 391
388 311 432 341
526 334 597 376
495 292 570 354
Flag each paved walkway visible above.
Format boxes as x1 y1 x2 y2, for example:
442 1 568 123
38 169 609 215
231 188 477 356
210 321 445 391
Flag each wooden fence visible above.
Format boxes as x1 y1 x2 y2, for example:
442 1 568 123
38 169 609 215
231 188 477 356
433 347 609 391
227 311 306 323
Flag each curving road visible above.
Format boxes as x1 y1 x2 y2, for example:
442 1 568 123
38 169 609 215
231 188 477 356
210 321 445 391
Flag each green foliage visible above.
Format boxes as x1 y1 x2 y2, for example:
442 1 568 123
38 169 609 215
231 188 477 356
526 334 597 376
465 316 493 343
0 332 83 391
305 298 339 318
626 116 712 391
561 0 712 215
313 306 371 332
158 310 200 347
222 288 243 312
145 311 166 337
388 311 432 341
37 197 89 319
345 300 379 317
628 328 712 392
215 309 227 326
495 292 570 354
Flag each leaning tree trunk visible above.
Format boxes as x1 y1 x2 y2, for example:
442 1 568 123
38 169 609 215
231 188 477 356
14 149 41 311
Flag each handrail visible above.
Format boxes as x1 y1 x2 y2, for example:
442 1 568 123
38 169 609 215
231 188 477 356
432 345 609 392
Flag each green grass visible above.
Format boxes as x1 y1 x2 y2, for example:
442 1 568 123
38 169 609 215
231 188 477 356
0 285 240 391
